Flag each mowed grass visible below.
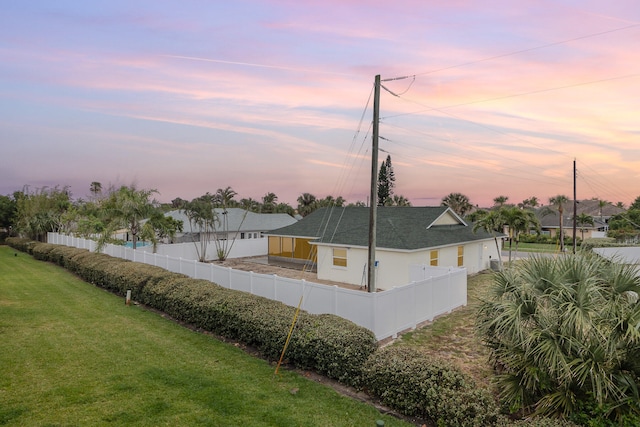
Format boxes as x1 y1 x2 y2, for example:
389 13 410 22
0 246 411 427
511 242 564 253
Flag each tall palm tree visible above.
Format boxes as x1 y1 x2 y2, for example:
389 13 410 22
576 212 594 241
89 181 102 200
518 196 539 210
493 195 509 207
214 186 237 208
441 192 473 217
262 192 278 213
500 206 540 265
297 193 317 217
239 197 260 212
597 199 609 221
548 195 569 252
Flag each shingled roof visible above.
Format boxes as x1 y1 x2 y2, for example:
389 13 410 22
267 206 499 251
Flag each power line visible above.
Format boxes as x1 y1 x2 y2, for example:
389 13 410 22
383 72 640 119
386 23 640 80
378 123 570 189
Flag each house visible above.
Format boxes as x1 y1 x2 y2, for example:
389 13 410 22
536 199 625 240
164 208 298 243
266 206 503 289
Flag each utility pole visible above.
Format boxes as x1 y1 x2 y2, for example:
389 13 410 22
368 75 380 293
572 159 577 254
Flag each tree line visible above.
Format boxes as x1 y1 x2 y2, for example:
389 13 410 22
0 154 413 245
441 192 640 261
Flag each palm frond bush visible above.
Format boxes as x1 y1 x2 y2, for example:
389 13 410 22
477 253 640 423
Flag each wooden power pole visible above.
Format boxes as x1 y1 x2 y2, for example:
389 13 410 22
573 159 577 254
368 75 380 293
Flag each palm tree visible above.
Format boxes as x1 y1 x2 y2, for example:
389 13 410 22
441 192 473 217
500 206 540 265
576 212 594 241
391 194 412 206
89 181 102 200
139 211 183 252
261 192 278 213
597 199 609 222
518 196 539 210
493 195 509 207
239 197 260 212
181 194 217 261
100 185 158 250
297 193 317 217
214 186 237 208
477 253 640 420
472 209 505 270
548 195 569 252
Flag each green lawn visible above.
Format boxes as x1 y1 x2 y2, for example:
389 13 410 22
0 246 410 427
506 242 571 253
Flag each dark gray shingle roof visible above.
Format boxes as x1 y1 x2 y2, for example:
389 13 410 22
268 207 499 251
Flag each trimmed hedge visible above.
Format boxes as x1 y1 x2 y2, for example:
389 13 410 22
362 346 580 427
363 346 500 427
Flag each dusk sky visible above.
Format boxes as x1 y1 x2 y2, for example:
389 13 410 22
1 1 639 208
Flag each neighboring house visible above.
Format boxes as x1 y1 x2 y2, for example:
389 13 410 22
164 208 298 243
266 206 503 289
536 199 625 239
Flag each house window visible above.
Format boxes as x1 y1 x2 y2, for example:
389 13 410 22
333 248 347 267
430 250 438 266
240 232 245 239
457 246 464 267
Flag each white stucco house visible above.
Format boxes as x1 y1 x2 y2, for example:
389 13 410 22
266 206 503 289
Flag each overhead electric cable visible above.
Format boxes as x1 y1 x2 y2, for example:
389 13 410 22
383 72 640 119
386 23 640 80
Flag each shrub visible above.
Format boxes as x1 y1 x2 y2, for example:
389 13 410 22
477 253 640 421
6 237 36 253
288 313 378 387
497 417 579 427
580 237 629 251
362 346 500 427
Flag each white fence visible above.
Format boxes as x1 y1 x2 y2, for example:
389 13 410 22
134 239 267 261
48 233 467 341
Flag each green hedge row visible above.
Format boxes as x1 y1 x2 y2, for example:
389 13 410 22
13 238 376 388
10 237 579 426
363 346 499 426
363 347 578 427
